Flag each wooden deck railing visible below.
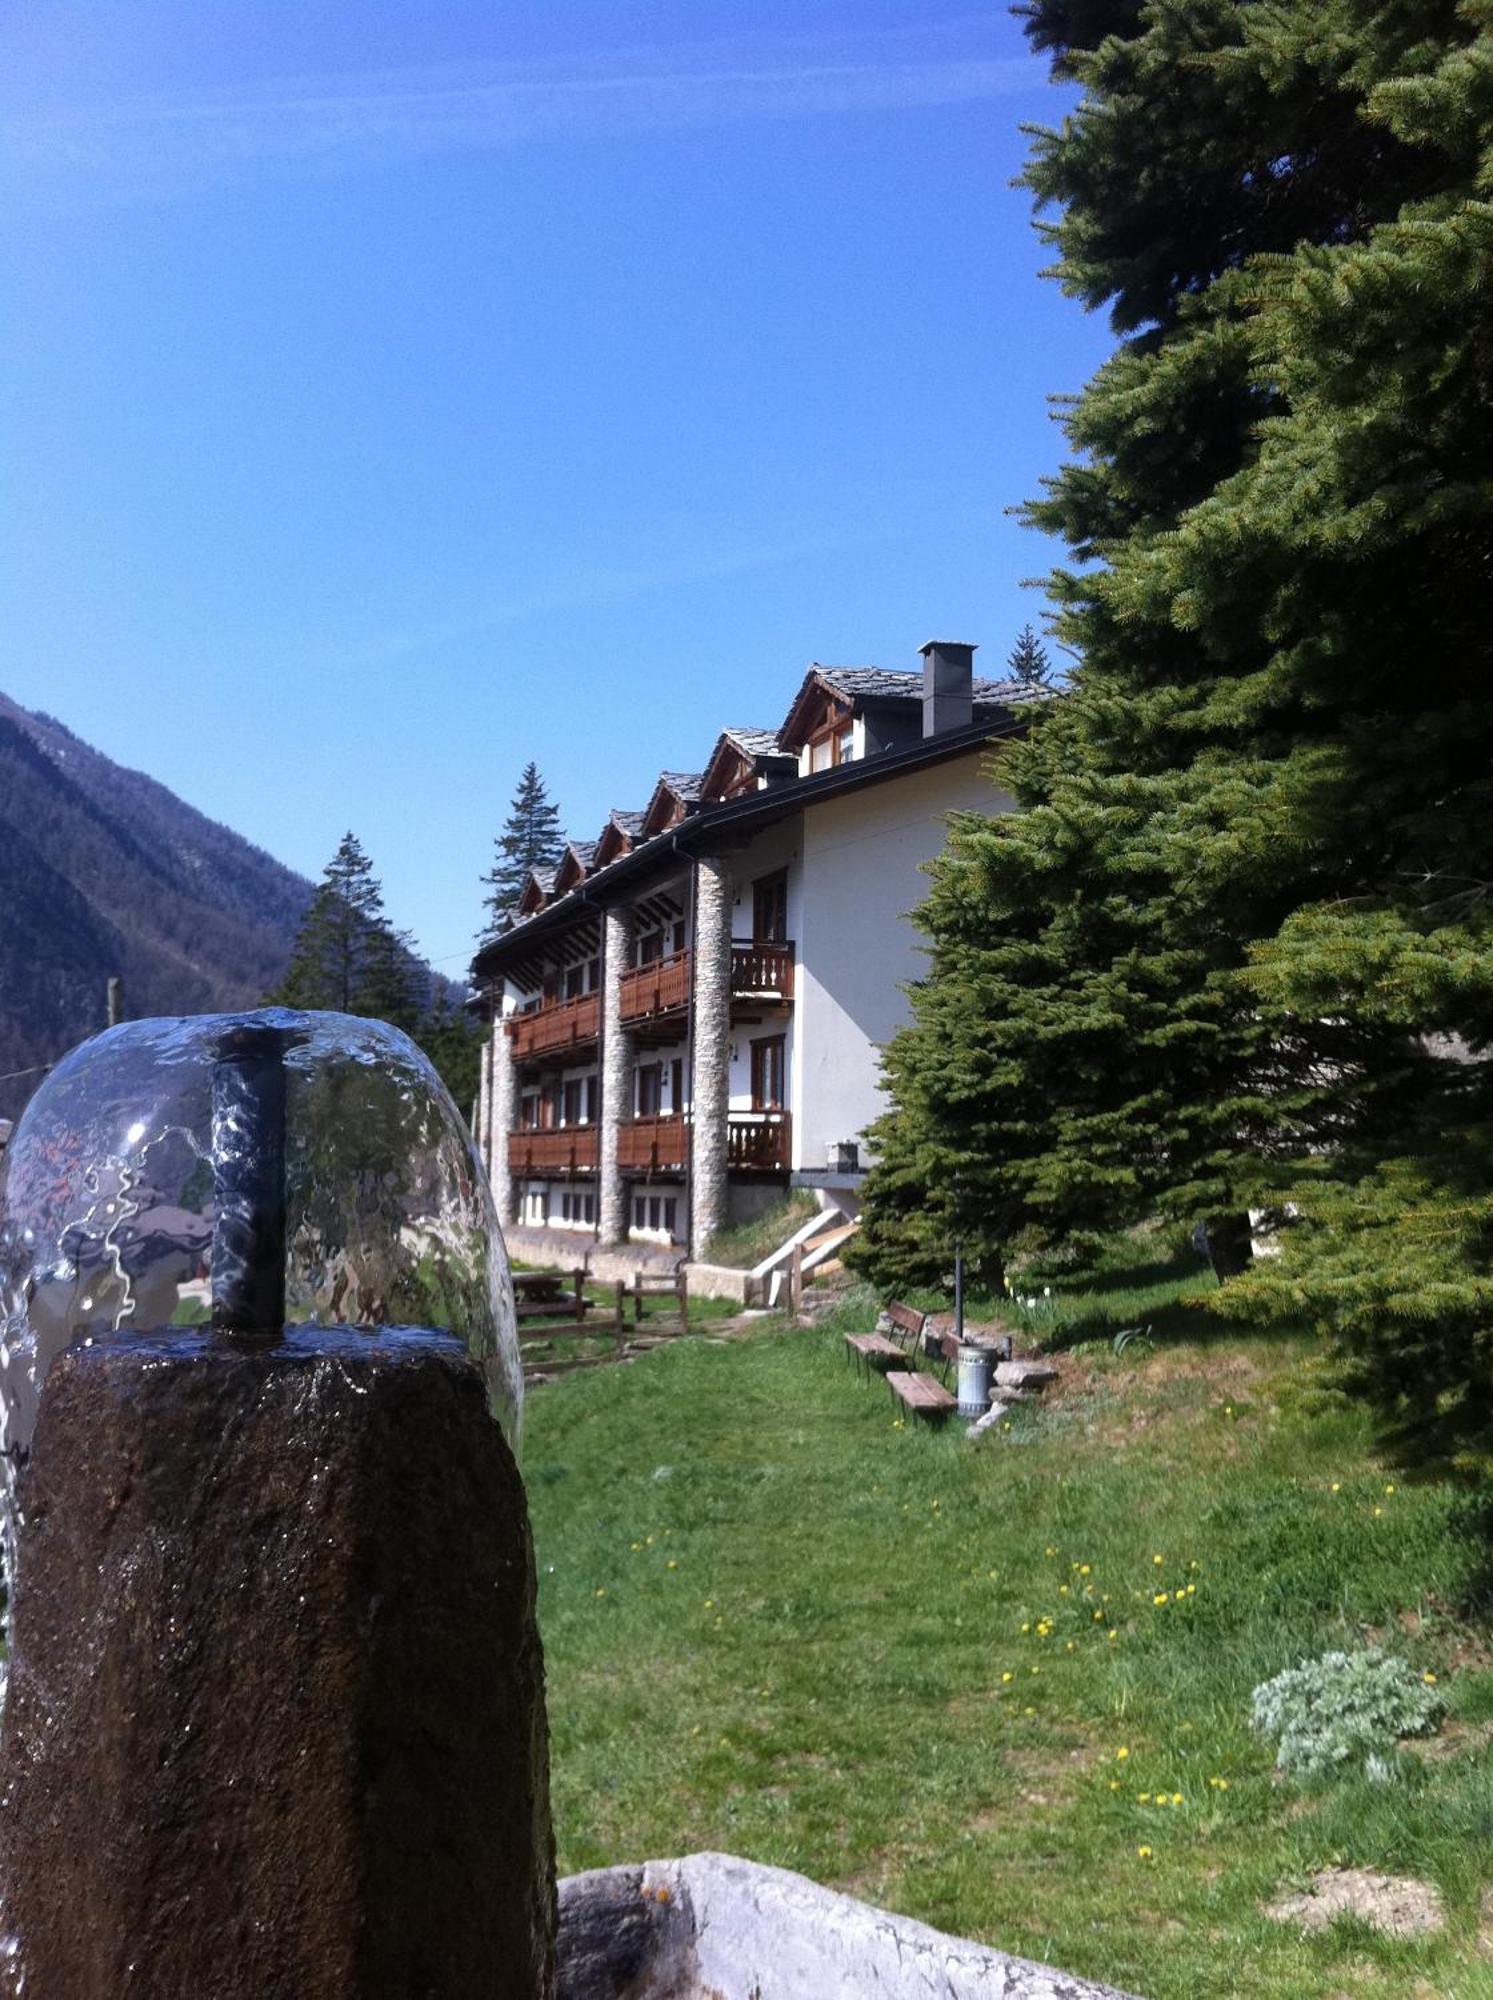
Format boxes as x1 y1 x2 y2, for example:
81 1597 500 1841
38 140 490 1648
618 1114 688 1173
731 939 795 1000
507 992 600 1060
507 1126 599 1174
727 1110 791 1171
619 950 691 1024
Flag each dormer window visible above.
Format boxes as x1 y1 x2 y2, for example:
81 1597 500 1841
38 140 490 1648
804 699 852 774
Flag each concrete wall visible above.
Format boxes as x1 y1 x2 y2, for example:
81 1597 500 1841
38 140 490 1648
793 748 1014 1170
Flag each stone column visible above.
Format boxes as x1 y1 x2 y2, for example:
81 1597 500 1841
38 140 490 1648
490 1013 518 1230
598 905 635 1246
689 854 733 1261
0 1327 556 1999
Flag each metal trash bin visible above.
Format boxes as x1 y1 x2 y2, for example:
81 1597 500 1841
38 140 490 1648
956 1342 994 1418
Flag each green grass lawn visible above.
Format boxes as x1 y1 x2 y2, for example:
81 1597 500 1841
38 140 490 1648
525 1247 1493 1999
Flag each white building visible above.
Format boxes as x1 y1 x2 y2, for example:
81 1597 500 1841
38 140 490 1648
472 641 1034 1256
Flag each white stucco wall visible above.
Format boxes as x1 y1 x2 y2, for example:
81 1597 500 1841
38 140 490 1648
792 748 1014 1170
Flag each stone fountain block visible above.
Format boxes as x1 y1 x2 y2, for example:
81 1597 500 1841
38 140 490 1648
0 1325 555 2000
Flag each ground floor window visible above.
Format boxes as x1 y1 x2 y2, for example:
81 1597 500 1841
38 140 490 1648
630 1193 679 1236
523 1185 548 1227
557 1190 596 1226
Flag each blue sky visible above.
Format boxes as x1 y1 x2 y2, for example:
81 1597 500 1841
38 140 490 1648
3 2 1112 973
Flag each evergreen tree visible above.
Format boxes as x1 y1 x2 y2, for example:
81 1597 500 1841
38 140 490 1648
276 832 387 1012
857 0 1493 1455
481 764 565 936
1006 622 1054 689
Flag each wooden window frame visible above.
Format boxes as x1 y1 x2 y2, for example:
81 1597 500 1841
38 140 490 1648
750 1034 787 1111
752 869 788 944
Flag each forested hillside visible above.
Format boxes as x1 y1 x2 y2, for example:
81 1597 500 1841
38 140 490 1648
0 696 313 1119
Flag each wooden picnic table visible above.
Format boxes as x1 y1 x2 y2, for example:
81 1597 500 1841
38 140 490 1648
512 1268 593 1321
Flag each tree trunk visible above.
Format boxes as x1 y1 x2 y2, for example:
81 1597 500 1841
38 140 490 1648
1204 1212 1253 1282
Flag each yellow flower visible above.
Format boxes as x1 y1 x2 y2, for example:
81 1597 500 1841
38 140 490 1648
1384 1484 1396 1495
1115 1746 1130 1761
595 1588 606 1598
1108 1630 1119 1642
1154 1592 1169 1606
1330 1482 1341 1493
1002 1672 1014 1684
1045 1545 1058 1558
1153 1554 1165 1567
1079 1564 1091 1576
1093 1609 1105 1622
1423 1671 1438 1685
1109 1779 1120 1791
1060 1585 1070 1596
1171 1792 1182 1805
1021 1622 1031 1634
1066 1640 1076 1652
1138 1792 1151 1804
1137 1846 1153 1860
667 1559 679 1570
703 1598 714 1608
1373 1506 1384 1517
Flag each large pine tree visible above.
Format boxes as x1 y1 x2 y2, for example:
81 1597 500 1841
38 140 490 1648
481 763 565 936
1006 622 1054 689
857 0 1493 1454
276 832 390 1013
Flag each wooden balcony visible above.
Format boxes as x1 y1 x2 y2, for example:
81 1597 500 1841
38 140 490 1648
618 1113 688 1174
727 1110 791 1172
731 939 795 1001
507 1126 599 1175
619 949 691 1025
507 992 600 1061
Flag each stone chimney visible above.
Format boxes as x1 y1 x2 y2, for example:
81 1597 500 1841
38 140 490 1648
920 640 976 737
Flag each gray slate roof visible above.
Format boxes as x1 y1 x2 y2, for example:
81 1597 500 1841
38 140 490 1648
564 840 598 868
721 726 787 758
656 771 703 803
608 809 646 836
815 664 1043 709
527 865 559 894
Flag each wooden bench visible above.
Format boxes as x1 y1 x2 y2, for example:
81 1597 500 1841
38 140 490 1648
843 1332 908 1380
887 1370 957 1422
885 1302 926 1358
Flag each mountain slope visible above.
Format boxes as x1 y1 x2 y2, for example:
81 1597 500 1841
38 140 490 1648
0 696 314 1119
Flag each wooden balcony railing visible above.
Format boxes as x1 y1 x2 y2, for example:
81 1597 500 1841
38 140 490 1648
507 992 600 1061
619 950 691 1025
727 1110 791 1172
731 939 795 1000
618 1114 688 1174
507 1127 599 1175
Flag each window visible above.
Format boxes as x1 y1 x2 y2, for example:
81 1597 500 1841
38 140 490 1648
638 930 664 966
520 1093 539 1131
564 963 585 1000
562 1079 587 1126
672 919 688 954
524 1186 548 1227
670 1058 684 1114
751 1035 786 1110
664 1198 677 1235
803 700 852 773
585 1075 600 1123
636 1064 662 1117
752 870 788 943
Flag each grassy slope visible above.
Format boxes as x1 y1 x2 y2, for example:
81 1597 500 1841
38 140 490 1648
526 1251 1493 2000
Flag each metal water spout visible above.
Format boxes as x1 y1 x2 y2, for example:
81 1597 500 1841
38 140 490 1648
0 1010 555 1999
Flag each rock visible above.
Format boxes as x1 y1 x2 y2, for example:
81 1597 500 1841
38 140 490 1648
996 1359 1059 1391
557 1852 1141 1998
0 1325 556 2000
966 1399 1015 1440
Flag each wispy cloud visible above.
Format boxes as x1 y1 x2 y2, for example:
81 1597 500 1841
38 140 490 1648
311 515 919 680
3 27 1036 202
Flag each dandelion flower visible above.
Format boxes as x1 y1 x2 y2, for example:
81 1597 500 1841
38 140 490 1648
1384 1484 1396 1496
1153 1555 1165 1567
1137 1846 1153 1860
1115 1746 1130 1761
1423 1671 1438 1685
1171 1793 1182 1805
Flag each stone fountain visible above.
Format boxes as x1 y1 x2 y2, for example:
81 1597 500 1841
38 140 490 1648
0 1010 1137 2000
0 1012 554 1998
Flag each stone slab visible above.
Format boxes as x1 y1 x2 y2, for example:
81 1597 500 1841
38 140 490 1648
557 1853 1141 1999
